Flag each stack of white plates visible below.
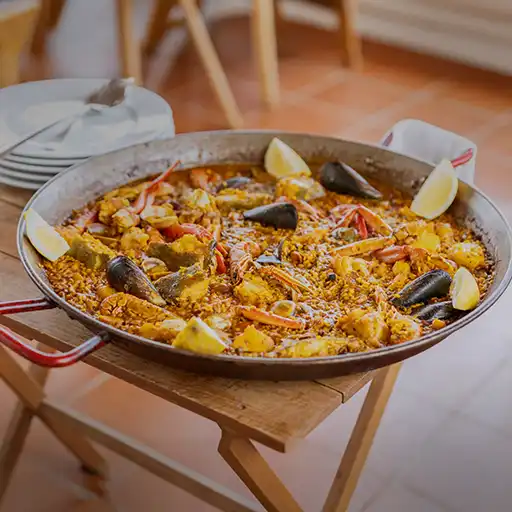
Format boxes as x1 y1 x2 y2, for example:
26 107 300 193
0 79 175 190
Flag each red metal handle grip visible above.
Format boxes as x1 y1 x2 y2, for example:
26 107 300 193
0 297 108 367
0 327 108 367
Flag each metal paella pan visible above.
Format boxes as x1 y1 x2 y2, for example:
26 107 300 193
2 130 512 380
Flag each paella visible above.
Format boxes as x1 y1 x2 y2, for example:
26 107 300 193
26 138 494 358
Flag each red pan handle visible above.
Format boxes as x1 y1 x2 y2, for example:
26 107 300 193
0 297 108 367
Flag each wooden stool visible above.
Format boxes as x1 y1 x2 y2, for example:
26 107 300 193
29 0 143 85
0 1 40 88
143 0 279 113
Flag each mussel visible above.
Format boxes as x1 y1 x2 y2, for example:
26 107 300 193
319 161 382 199
217 176 252 191
155 263 210 304
413 301 459 322
391 269 452 309
243 202 298 230
147 235 209 272
106 255 166 307
255 254 282 265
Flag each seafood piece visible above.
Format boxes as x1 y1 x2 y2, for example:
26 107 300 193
238 306 306 329
98 197 130 224
205 314 232 331
447 242 485 270
99 293 172 324
140 204 178 229
260 266 314 295
148 234 209 272
68 232 116 270
341 309 389 348
232 325 275 352
355 205 393 236
387 311 422 344
280 337 347 358
230 241 262 284
331 227 358 243
215 190 271 211
332 255 370 277
243 202 298 230
139 318 187 342
112 208 140 232
155 263 210 305
276 196 323 220
189 168 222 191
332 204 392 237
185 189 216 212
87 222 111 237
331 236 393 257
275 176 325 201
120 227 149 252
271 300 296 317
234 274 279 307
391 269 452 309
255 253 282 265
436 223 455 244
319 161 382 199
217 176 252 191
74 208 98 231
412 231 441 252
413 301 457 322
141 257 168 278
375 245 457 274
106 255 166 307
172 317 228 355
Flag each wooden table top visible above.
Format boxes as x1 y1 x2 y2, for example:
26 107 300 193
0 185 374 453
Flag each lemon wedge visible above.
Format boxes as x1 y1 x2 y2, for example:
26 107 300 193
264 137 311 179
25 208 70 261
411 159 458 220
451 267 480 311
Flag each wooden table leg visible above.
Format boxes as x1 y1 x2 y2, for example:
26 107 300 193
143 0 175 55
252 0 280 109
0 342 53 503
179 0 243 129
218 429 303 512
322 363 401 512
338 0 363 70
0 344 107 504
116 0 143 84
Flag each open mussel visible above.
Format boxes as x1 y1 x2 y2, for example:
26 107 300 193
106 255 166 307
217 176 252 191
319 161 382 199
243 202 298 230
413 301 459 322
155 263 209 304
391 269 452 309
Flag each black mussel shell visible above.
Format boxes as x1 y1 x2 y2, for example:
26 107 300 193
154 264 206 303
391 269 452 309
106 255 166 307
217 176 252 191
319 161 382 199
255 254 282 265
243 202 298 230
413 301 459 322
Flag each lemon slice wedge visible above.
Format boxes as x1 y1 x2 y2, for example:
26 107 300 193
264 137 311 179
451 266 480 311
25 208 70 262
411 159 458 220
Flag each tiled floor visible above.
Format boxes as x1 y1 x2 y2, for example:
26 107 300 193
2 1 512 511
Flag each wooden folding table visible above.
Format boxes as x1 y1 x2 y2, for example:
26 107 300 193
0 185 399 512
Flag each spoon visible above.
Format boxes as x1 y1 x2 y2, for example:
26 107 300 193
0 78 134 158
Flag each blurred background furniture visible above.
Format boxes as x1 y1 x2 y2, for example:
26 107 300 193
0 0 40 88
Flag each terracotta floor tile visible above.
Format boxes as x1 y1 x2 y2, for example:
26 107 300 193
246 100 362 135
312 74 416 116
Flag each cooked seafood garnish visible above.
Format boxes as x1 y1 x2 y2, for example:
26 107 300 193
413 301 457 322
260 266 313 295
238 306 306 329
319 161 382 199
275 176 325 201
230 241 262 284
331 236 393 256
148 235 209 272
106 255 166 307
232 325 275 352
155 263 210 305
217 176 252 191
243 202 298 230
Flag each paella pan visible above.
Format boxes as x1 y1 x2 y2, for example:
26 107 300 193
1 130 511 379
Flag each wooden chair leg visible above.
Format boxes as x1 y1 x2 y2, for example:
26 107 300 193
47 0 67 29
0 4 39 87
0 345 107 493
252 0 280 109
338 0 363 70
0 342 52 504
179 0 243 129
30 0 53 55
116 0 143 84
218 429 303 512
322 363 401 512
143 0 176 55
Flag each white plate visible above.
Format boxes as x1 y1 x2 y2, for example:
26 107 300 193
0 171 45 190
2 153 83 167
1 79 174 159
0 163 52 181
0 158 68 175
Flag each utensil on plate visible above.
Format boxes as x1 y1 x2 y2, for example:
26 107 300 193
0 78 134 159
